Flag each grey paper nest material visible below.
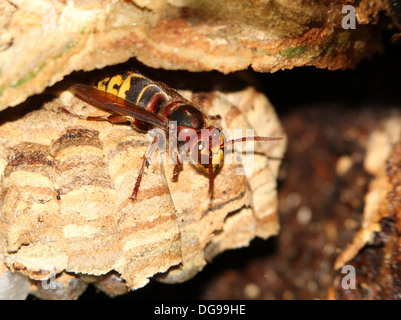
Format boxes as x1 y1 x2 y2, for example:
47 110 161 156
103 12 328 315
0 0 390 111
0 86 286 299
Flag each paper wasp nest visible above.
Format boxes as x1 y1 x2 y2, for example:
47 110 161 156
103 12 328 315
0 85 286 299
0 0 391 110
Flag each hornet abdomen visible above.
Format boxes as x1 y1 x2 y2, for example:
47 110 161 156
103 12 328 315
94 71 169 130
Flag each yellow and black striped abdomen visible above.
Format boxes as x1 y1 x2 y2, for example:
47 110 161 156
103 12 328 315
94 71 169 130
94 71 169 110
